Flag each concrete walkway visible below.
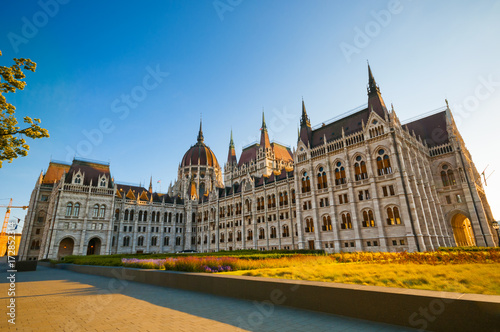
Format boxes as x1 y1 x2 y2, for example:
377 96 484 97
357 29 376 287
0 260 414 331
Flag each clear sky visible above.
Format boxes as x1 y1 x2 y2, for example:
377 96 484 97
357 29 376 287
1 0 499 229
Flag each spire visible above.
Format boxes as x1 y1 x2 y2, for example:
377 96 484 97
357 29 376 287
229 129 235 149
227 129 237 165
261 110 267 132
260 110 271 149
367 61 380 96
366 62 388 119
300 98 311 127
197 117 204 143
148 176 153 193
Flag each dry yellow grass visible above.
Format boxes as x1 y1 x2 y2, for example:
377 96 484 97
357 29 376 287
222 263 500 295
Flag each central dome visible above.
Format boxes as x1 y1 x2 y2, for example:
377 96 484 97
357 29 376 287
180 121 220 168
181 142 219 168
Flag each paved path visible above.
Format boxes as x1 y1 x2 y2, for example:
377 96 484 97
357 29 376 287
0 260 414 331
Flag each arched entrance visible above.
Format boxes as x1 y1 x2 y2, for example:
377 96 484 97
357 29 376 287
451 213 476 247
58 238 74 259
86 238 101 255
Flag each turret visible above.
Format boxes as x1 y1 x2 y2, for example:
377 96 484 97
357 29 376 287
299 98 312 145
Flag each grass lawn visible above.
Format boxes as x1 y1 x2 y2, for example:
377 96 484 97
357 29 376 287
222 262 500 295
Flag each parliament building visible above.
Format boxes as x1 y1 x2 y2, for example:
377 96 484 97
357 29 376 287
19 66 498 260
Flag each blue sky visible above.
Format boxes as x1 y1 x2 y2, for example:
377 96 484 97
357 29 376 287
1 0 499 228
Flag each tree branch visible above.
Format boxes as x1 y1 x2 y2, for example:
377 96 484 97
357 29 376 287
0 128 28 136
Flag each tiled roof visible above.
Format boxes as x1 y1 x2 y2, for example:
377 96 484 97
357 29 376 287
237 142 293 167
403 111 449 147
265 168 294 184
310 108 370 148
43 162 71 184
271 143 293 162
116 183 179 204
64 159 111 187
238 144 258 167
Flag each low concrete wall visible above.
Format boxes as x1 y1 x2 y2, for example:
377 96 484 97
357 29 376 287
40 262 500 331
15 260 37 272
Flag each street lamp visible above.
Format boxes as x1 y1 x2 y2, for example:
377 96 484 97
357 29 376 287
492 221 500 247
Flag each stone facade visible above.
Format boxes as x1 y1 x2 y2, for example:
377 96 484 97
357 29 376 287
19 66 498 260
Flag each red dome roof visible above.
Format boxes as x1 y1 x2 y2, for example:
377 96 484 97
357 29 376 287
181 142 220 168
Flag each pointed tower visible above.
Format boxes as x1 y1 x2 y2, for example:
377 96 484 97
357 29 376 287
148 176 153 194
299 98 312 145
257 111 274 177
260 111 271 150
367 63 388 119
224 129 238 187
227 130 237 166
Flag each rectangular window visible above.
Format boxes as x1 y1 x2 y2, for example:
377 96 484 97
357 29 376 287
344 242 349 248
367 241 371 246
40 195 48 202
382 186 388 197
400 239 406 245
389 185 395 196
373 241 378 246
37 217 44 223
129 226 133 232
445 195 451 204
392 240 397 246
114 225 118 232
124 226 127 232
358 191 364 201
35 228 40 234
344 194 349 203
350 242 355 247
325 198 329 206
338 195 343 204
98 223 103 230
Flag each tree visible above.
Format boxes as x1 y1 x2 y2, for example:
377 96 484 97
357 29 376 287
0 50 49 168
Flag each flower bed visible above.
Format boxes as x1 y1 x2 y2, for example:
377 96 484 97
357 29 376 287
118 250 500 273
